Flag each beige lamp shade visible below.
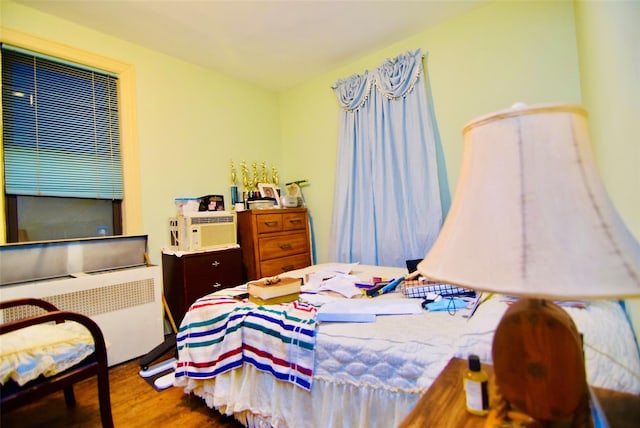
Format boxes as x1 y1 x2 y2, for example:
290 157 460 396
418 103 640 300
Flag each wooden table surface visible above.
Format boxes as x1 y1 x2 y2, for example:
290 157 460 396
399 357 640 428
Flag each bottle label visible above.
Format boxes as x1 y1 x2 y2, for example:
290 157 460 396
465 379 489 411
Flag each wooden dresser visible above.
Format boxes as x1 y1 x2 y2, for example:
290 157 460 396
162 247 243 324
237 207 312 280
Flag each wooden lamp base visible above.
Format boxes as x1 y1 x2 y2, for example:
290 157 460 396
487 298 593 428
484 392 593 428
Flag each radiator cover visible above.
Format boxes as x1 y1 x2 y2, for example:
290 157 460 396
0 265 164 366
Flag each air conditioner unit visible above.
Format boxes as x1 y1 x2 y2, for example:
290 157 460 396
169 211 237 251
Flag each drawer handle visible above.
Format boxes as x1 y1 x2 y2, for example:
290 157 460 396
279 244 292 250
212 282 222 288
211 261 220 267
288 219 302 224
264 221 278 227
281 264 295 272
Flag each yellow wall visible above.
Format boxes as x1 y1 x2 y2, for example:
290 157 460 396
574 0 639 238
0 1 586 265
1 1 282 263
1 1 636 294
280 0 582 263
574 0 640 344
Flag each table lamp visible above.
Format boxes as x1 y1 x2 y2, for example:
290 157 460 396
417 103 640 426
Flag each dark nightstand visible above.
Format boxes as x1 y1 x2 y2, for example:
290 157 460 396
399 357 640 428
162 247 243 325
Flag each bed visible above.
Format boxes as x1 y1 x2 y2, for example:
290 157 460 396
174 264 640 428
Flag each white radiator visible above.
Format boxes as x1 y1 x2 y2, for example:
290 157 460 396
0 265 164 367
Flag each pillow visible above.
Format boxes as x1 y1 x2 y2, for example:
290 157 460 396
0 321 95 386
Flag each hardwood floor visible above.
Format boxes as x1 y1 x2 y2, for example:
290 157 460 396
1 353 245 428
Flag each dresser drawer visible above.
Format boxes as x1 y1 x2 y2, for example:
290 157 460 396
282 212 306 231
182 250 243 306
255 213 283 234
258 232 308 261
181 252 228 276
260 253 311 277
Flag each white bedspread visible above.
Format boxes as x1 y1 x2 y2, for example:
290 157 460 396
177 264 640 428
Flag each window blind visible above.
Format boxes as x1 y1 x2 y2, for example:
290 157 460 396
1 44 123 199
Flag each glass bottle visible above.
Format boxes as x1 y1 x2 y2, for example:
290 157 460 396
464 354 489 415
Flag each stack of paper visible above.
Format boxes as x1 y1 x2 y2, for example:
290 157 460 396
316 298 423 323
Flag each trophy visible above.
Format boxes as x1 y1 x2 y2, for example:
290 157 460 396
230 160 238 205
261 161 268 183
241 160 250 203
251 161 259 191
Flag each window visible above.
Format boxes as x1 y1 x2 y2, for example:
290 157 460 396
2 44 123 242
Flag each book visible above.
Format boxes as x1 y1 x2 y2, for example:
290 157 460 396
248 292 300 306
247 276 303 300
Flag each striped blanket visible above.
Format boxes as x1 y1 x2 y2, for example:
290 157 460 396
175 295 318 390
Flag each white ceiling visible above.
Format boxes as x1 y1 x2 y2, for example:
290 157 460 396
15 0 484 91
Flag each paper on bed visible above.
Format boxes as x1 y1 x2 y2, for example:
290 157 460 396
304 263 359 286
300 293 343 306
316 298 423 322
302 273 362 297
315 262 359 275
320 275 362 297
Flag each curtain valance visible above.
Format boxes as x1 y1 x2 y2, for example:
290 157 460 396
333 49 424 111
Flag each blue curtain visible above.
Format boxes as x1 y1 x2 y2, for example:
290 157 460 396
329 49 450 267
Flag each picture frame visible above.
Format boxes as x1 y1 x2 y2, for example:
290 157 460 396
257 183 280 207
199 194 225 211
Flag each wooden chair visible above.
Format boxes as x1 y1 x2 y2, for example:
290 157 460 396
0 298 113 427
